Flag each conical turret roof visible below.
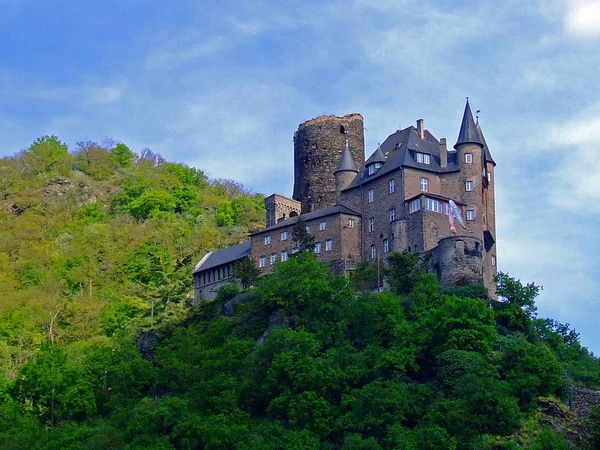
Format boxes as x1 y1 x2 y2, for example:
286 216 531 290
335 140 359 173
476 122 496 166
454 99 484 149
365 144 386 166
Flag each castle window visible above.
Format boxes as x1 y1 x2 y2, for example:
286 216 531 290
348 218 355 228
383 238 389 253
390 207 396 222
368 165 375 175
444 203 450 215
305 225 311 234
265 235 271 245
492 255 496 266
326 239 333 251
292 247 299 254
319 221 327 231
259 256 266 268
465 153 473 164
420 177 428 192
315 242 322 254
425 198 443 213
281 251 288 262
466 210 475 221
270 253 277 264
409 199 421 214
368 188 374 203
389 179 395 194
368 217 374 232
416 152 430 164
487 172 492 182
465 181 474 191
281 231 288 241
370 245 377 259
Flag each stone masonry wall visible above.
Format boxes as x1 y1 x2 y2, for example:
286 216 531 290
265 194 301 227
339 168 404 262
428 236 484 287
250 212 361 274
293 114 365 213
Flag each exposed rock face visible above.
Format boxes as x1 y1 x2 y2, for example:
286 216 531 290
42 177 97 206
256 309 287 345
539 397 589 448
137 330 158 360
573 386 600 418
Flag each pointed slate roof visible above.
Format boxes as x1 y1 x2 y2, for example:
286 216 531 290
454 99 483 149
335 140 359 173
343 125 460 190
476 122 496 166
365 144 386 166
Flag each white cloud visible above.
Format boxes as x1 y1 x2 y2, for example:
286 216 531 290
565 0 600 38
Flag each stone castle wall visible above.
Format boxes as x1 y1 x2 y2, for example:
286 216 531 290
428 236 484 287
293 114 365 213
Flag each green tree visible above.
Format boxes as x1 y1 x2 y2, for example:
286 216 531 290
25 135 69 174
110 143 134 168
128 190 176 221
233 257 260 289
291 215 315 252
386 251 425 295
216 200 236 226
493 272 540 333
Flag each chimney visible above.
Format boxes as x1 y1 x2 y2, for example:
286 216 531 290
417 119 424 139
439 137 448 168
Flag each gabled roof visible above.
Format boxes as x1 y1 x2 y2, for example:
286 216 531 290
476 122 496 166
343 125 459 190
335 142 359 173
250 204 360 234
193 241 251 274
454 99 484 149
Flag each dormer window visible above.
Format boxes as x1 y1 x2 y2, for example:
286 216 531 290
416 152 430 164
367 162 382 175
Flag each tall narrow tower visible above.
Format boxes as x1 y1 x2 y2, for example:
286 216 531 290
293 114 365 213
453 99 497 295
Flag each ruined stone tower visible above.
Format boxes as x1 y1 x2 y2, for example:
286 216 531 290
293 114 365 213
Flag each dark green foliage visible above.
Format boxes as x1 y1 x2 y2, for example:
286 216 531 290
291 215 315 252
529 427 569 449
216 282 241 303
588 405 600 448
386 251 425 295
350 259 381 291
442 283 488 299
233 257 261 289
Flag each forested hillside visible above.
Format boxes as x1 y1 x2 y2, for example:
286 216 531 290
1 137 600 449
0 136 264 382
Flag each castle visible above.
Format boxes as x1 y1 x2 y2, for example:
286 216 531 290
193 100 497 299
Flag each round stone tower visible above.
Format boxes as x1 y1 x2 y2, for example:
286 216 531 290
428 236 485 287
293 114 365 213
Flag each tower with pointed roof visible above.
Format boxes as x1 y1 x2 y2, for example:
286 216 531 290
334 139 359 201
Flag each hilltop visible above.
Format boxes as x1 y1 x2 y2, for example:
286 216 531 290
0 136 600 449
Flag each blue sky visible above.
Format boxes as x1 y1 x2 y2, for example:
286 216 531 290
1 0 600 352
